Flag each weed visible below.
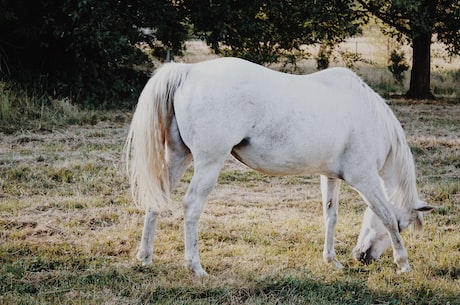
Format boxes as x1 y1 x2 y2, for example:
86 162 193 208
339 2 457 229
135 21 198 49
0 84 106 133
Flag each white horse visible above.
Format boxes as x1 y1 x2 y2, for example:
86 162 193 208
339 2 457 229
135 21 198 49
125 57 434 276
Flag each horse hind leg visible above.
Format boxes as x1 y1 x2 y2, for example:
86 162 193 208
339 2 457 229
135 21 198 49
137 210 159 266
320 175 344 270
136 149 191 266
137 116 192 266
183 154 227 276
166 116 193 189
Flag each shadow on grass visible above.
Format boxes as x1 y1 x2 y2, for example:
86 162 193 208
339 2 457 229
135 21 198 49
136 270 459 305
1 249 459 305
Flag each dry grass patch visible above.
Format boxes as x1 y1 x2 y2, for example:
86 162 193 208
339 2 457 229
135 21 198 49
1 101 459 304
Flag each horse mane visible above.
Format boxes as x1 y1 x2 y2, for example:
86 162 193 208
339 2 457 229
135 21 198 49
350 72 419 211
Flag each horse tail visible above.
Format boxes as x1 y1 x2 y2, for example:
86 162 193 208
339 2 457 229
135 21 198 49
125 63 189 212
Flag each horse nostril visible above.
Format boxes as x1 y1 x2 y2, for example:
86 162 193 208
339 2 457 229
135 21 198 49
354 248 374 264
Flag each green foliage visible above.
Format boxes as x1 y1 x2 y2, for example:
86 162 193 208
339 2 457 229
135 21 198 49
388 50 409 84
0 82 49 127
356 0 460 51
0 0 187 106
187 0 364 64
356 0 460 98
1 0 458 104
435 1 460 56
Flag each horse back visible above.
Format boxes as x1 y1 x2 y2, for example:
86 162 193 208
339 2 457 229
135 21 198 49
173 58 390 176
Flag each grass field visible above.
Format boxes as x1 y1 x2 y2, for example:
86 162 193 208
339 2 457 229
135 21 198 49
1 96 459 304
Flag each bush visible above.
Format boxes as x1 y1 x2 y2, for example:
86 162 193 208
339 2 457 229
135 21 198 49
388 50 409 84
0 0 187 107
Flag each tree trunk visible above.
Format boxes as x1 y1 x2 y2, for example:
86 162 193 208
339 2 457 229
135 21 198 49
406 32 435 99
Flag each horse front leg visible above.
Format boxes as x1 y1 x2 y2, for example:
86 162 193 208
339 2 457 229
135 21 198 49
320 175 344 270
184 204 207 276
137 211 159 265
351 175 410 274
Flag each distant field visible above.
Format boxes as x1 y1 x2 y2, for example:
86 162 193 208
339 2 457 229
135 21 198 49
1 98 459 303
181 26 460 99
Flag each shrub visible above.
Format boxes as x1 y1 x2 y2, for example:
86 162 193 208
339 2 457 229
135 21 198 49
0 0 187 107
388 50 409 84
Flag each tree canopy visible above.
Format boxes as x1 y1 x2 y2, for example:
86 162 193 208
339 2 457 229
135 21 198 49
186 0 363 64
356 0 460 98
0 0 459 105
0 0 186 105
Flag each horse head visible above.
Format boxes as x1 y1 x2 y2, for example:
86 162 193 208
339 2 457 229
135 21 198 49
353 201 436 264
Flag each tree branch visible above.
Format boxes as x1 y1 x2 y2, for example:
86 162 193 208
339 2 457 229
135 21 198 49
355 0 412 37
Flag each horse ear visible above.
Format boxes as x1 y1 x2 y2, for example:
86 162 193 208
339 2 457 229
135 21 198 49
412 201 436 231
414 201 436 212
412 212 424 231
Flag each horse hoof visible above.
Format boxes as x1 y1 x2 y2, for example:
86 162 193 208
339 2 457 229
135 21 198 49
193 269 209 277
324 256 345 270
136 251 153 266
187 261 208 277
396 264 411 274
332 259 345 270
190 265 208 277
353 248 375 265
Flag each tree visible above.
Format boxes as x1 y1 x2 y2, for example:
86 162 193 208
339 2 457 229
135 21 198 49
388 50 409 84
356 0 460 99
0 0 187 105
186 0 363 65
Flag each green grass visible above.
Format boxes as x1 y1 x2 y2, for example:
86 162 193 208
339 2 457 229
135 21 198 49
0 82 108 133
0 99 459 304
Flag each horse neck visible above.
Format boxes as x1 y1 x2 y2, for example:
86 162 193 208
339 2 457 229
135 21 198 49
333 70 419 211
358 79 419 211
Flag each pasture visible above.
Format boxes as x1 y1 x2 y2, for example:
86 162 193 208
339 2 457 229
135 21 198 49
1 30 460 304
0 97 459 303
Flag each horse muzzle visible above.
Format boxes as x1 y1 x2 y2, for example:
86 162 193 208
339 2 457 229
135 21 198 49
353 247 376 264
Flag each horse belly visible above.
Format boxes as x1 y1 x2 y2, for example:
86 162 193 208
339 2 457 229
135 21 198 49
231 132 343 176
